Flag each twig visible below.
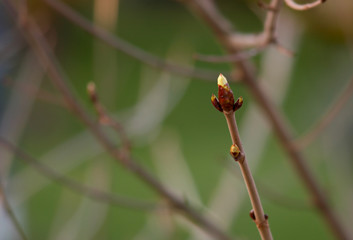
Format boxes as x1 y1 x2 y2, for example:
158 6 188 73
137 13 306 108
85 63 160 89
42 0 223 82
183 1 352 239
228 0 282 49
87 82 131 153
212 74 273 240
295 77 353 149
0 182 28 240
0 138 155 211
194 48 263 63
284 0 326 11
3 2 232 239
222 157 312 211
2 77 67 108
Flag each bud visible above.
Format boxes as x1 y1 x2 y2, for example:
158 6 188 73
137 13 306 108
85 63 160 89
217 74 234 112
249 209 256 221
211 94 223 112
87 82 97 103
230 144 240 159
233 96 243 111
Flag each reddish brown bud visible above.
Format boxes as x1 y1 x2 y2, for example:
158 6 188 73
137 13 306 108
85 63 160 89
211 94 223 112
217 74 234 112
250 209 256 221
233 96 243 111
230 144 240 159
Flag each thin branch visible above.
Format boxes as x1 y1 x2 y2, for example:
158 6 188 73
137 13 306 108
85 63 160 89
3 2 232 239
194 48 263 63
193 0 283 63
0 182 28 240
0 138 156 211
42 0 222 82
183 1 352 240
222 158 312 211
295 77 353 149
3 77 67 108
87 82 131 153
213 74 273 240
284 0 326 11
228 0 282 49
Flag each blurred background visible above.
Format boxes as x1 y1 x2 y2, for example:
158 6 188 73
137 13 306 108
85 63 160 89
1 0 353 239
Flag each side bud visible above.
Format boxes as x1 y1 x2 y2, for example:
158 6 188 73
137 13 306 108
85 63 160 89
211 94 223 112
233 96 243 111
230 144 240 159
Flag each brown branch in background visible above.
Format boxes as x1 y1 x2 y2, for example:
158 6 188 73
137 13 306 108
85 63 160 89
295 77 353 150
87 82 131 153
194 0 283 63
284 0 326 11
212 74 273 240
0 182 28 240
3 77 67 108
42 0 225 82
183 1 351 239
3 2 232 239
0 138 155 211
194 48 263 63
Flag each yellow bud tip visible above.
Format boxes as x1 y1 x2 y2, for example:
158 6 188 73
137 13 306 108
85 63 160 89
238 96 243 104
211 94 216 101
217 73 229 88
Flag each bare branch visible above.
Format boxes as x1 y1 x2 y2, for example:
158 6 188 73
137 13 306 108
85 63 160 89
87 82 131 153
0 182 28 240
214 74 273 240
182 1 351 239
284 0 326 11
296 77 353 149
0 138 156 211
194 48 263 63
43 0 222 82
3 2 232 239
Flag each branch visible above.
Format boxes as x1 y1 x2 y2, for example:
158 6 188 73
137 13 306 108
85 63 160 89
194 48 263 63
0 182 28 240
183 1 351 239
193 0 283 62
295 77 353 149
212 74 273 240
284 0 326 11
87 82 131 153
42 0 222 82
3 2 232 239
0 137 155 211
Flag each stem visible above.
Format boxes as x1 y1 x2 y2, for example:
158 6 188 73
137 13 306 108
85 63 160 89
0 182 28 240
224 111 273 240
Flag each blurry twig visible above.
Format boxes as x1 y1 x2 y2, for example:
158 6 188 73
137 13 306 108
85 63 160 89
43 0 222 82
0 138 156 211
3 78 66 108
87 82 131 153
3 2 232 239
0 182 28 240
183 0 351 239
295 77 353 150
284 0 326 11
194 48 263 63
193 0 286 63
